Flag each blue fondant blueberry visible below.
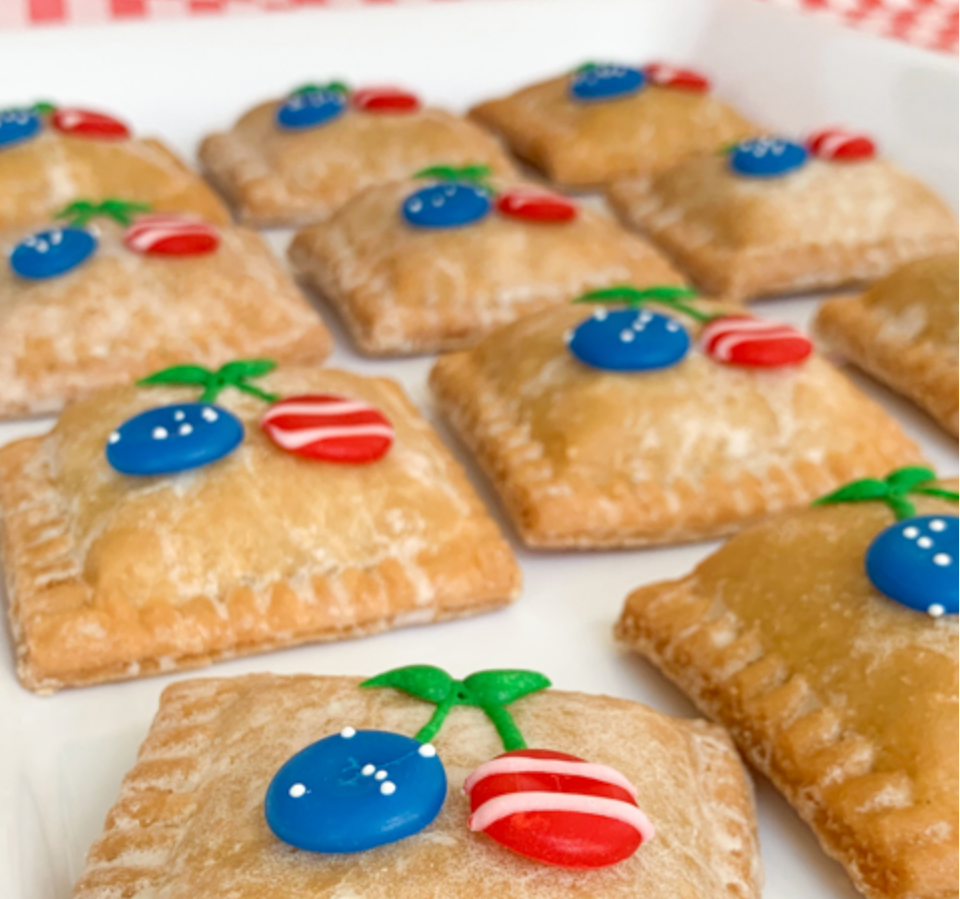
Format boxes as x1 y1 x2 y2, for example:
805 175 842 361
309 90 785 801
402 182 491 229
265 728 447 854
730 138 808 178
276 90 347 131
570 65 645 102
567 308 691 372
10 227 98 280
0 108 41 150
106 403 243 476
866 515 958 617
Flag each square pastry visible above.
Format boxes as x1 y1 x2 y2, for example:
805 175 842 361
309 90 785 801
199 82 516 227
617 468 959 899
430 286 925 548
608 131 958 301
72 669 762 898
0 200 332 419
0 366 521 692
469 61 757 188
815 252 959 437
0 101 229 229
289 167 684 356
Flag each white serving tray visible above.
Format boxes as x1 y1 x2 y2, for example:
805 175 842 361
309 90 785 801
0 2 956 896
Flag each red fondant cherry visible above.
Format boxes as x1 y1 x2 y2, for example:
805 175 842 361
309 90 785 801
124 214 220 257
701 316 813 367
352 87 421 114
807 128 876 162
51 108 131 140
261 394 394 464
496 188 578 223
465 749 652 869
644 63 710 93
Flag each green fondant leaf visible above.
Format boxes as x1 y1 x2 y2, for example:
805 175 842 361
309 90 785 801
885 466 937 491
912 486 960 503
463 670 552 707
137 364 213 387
575 62 599 74
32 101 56 115
412 164 492 185
217 359 277 381
813 478 889 506
575 285 647 305
632 286 700 302
361 665 455 704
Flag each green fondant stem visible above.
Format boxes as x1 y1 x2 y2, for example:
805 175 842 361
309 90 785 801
480 702 527 752
414 693 459 745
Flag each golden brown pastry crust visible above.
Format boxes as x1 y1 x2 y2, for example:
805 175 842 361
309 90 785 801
0 131 230 229
815 253 959 437
288 177 684 356
199 100 517 228
0 220 332 419
429 302 926 548
0 370 521 693
608 155 958 301
72 674 762 899
469 76 757 188
616 486 959 899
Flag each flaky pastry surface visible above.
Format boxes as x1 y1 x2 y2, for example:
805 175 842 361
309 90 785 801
608 155 958 301
0 370 520 692
430 303 925 548
289 177 683 356
470 77 757 187
0 131 229 229
199 101 516 227
815 253 959 437
616 488 959 899
0 221 331 419
73 674 762 898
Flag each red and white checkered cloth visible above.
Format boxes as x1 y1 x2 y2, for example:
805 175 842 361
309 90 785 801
0 0 957 53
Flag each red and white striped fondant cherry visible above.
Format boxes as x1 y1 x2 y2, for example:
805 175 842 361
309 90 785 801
51 108 131 140
701 316 813 368
352 87 421 114
807 128 876 162
496 188 578 223
124 214 220 257
643 63 710 92
261 394 394 464
465 749 653 869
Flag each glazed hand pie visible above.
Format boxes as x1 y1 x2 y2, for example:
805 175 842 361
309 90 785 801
429 286 925 548
72 671 762 898
608 131 958 301
617 469 959 899
289 167 683 356
469 62 757 188
0 200 331 419
0 365 520 692
0 101 229 229
199 82 516 227
815 252 959 437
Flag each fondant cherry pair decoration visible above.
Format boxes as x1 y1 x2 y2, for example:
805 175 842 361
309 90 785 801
567 285 812 373
815 467 958 618
729 128 877 178
402 165 577 230
0 101 130 150
107 359 395 477
9 199 220 281
265 665 652 869
276 82 420 131
569 61 710 103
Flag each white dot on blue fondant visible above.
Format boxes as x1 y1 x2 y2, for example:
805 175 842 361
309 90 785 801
408 199 422 213
933 553 952 566
929 604 946 618
152 427 168 440
418 744 437 758
340 727 356 739
201 408 218 422
375 770 388 781
108 432 120 444
431 196 444 207
930 519 947 532
917 537 933 549
179 424 193 436
903 526 919 539
288 783 307 798
593 309 607 321
380 782 397 796
174 410 185 421
362 764 376 777
620 330 634 342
